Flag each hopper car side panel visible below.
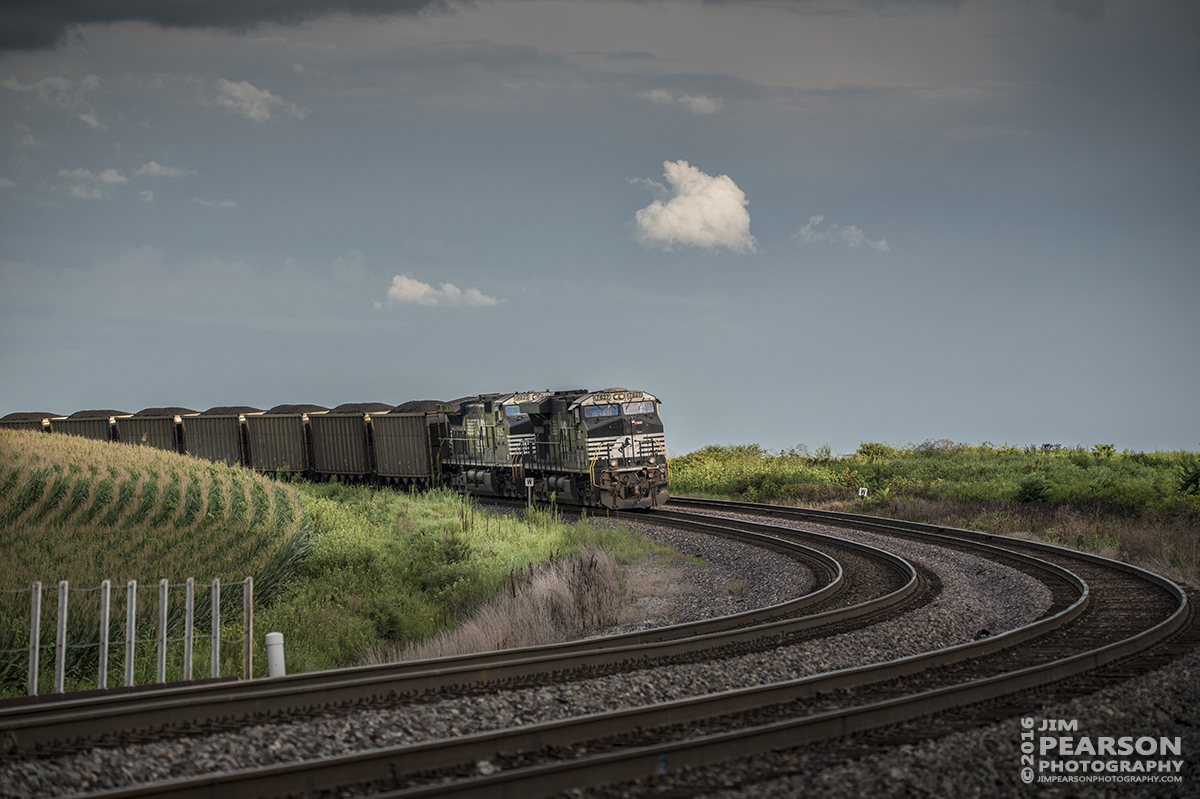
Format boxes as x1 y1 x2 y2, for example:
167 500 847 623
181 415 246 466
245 415 311 474
115 417 181 453
309 414 372 477
48 417 115 442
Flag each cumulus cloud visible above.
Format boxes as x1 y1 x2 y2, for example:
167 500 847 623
192 197 237 208
58 166 127 199
139 190 154 202
632 160 755 253
386 275 500 307
215 79 307 123
1 74 103 128
637 89 723 115
135 161 197 178
795 215 889 252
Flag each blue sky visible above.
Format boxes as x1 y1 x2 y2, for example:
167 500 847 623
1 0 1197 456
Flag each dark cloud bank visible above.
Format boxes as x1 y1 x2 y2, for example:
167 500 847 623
0 0 449 51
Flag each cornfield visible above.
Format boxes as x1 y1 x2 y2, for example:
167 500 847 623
0 429 311 692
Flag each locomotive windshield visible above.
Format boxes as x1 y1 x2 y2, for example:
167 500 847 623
584 404 618 418
621 401 655 415
504 405 525 418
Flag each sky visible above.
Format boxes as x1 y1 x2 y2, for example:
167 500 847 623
1 0 1197 457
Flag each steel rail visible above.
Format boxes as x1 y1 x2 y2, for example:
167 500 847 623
64 512 1099 799
1 515 917 756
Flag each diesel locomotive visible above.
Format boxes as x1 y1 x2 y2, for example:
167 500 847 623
0 387 670 511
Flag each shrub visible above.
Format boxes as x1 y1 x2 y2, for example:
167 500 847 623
1016 474 1051 503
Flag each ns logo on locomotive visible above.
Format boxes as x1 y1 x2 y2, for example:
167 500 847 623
0 387 669 511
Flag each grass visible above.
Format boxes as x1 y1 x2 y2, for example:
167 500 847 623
669 441 1200 586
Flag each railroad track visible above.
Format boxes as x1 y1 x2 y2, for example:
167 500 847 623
3 500 1193 799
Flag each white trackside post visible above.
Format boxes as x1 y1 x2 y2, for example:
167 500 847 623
265 632 285 677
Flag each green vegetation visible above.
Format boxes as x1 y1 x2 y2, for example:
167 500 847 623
0 429 672 695
670 440 1200 585
259 483 671 673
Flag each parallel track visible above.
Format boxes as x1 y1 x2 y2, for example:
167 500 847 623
8 501 1193 799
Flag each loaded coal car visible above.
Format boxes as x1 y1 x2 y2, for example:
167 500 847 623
369 401 447 490
244 404 328 476
48 410 128 441
115 407 196 453
181 406 262 466
308 403 393 481
0 412 58 432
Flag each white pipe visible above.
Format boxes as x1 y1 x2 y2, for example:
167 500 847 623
211 579 221 679
55 581 68 694
99 580 110 689
28 582 41 697
265 632 285 678
125 580 137 687
157 579 168 684
184 577 194 681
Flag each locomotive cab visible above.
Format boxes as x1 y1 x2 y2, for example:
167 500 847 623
572 389 668 510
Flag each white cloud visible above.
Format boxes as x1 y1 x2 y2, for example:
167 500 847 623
0 178 16 189
59 167 126 184
639 89 674 105
135 161 197 178
632 160 755 253
192 197 237 208
58 167 127 199
215 79 307 123
139 190 154 202
1 75 104 130
795 215 890 252
637 89 722 115
387 275 500 307
15 123 45 148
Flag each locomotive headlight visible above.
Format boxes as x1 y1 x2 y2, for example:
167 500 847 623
609 459 617 467
649 456 657 464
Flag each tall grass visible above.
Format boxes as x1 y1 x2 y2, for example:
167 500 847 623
364 546 625 663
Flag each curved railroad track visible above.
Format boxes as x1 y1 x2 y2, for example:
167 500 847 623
1 500 1193 799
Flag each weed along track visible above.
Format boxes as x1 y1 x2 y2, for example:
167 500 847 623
1 503 1193 799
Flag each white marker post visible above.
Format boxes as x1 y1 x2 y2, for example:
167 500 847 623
859 486 868 513
265 632 285 677
525 476 534 507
